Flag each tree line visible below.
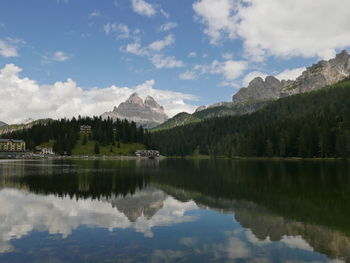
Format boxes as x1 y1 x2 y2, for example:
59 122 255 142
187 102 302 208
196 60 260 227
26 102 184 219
1 116 149 155
149 78 350 158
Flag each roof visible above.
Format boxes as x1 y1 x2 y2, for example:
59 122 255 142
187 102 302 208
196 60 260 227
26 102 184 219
0 139 25 143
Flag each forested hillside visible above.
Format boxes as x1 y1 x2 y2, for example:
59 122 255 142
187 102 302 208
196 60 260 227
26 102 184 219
149 78 350 158
1 116 148 155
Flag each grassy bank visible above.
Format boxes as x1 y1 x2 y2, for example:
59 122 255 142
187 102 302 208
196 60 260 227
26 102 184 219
71 137 145 156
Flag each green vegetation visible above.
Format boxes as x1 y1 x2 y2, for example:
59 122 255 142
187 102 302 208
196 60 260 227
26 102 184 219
71 136 145 156
149 78 350 158
0 119 52 135
1 116 149 156
152 112 200 131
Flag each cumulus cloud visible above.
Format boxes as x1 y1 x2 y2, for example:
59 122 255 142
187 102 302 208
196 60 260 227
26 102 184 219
151 54 185 69
89 10 101 18
0 38 20 57
159 22 177 32
179 71 197 80
131 0 156 17
103 22 130 38
149 34 175 51
188 52 197 58
242 66 306 87
53 51 70 62
0 188 198 252
0 64 197 123
42 51 70 63
242 71 268 86
194 59 248 82
125 41 148 56
193 0 350 60
276 67 306 81
123 36 184 70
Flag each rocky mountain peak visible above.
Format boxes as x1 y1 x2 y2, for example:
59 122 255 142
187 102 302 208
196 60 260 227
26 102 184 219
101 93 168 129
0 121 7 128
145 96 162 110
232 50 350 105
126 93 144 105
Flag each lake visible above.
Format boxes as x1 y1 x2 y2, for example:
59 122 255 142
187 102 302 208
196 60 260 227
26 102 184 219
0 159 349 263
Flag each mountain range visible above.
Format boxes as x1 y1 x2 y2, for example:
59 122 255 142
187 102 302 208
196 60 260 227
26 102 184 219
101 93 168 129
0 121 7 128
155 50 350 130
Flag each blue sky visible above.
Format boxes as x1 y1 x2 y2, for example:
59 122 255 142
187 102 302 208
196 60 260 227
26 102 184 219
1 0 350 123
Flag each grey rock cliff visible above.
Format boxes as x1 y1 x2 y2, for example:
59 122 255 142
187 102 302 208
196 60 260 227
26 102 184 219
232 50 350 105
101 93 168 129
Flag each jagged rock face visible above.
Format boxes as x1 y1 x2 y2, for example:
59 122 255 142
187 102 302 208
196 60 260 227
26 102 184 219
195 106 207 112
284 50 350 95
233 76 288 105
233 50 350 105
101 93 168 129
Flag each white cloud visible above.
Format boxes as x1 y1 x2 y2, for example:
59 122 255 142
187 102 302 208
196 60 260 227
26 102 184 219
160 9 170 19
42 51 70 63
131 0 156 17
151 54 185 69
149 34 175 51
125 41 148 56
193 0 238 44
219 60 248 80
0 39 19 57
179 71 197 80
242 66 306 87
53 51 70 62
188 52 197 58
276 67 306 81
159 22 177 32
195 59 247 81
89 10 101 18
242 71 268 86
193 0 350 60
0 188 198 252
0 64 197 123
103 22 130 38
222 53 233 60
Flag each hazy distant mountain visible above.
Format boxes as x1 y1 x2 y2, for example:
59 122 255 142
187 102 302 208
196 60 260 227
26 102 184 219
101 93 168 129
0 121 7 128
157 50 350 130
0 119 52 135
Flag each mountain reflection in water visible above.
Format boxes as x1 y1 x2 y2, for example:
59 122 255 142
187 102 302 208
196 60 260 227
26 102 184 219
0 159 349 263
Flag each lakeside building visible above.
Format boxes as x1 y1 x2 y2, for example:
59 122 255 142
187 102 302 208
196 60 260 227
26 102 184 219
80 125 92 134
135 150 160 158
35 146 54 155
0 139 26 152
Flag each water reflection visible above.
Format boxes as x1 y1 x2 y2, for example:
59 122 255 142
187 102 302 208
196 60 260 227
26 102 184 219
0 159 349 262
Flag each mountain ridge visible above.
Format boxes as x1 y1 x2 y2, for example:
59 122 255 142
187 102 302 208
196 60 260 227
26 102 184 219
154 50 350 131
101 93 168 129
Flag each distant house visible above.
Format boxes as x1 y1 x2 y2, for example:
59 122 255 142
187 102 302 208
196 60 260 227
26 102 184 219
80 125 92 134
135 150 160 157
0 139 26 152
35 146 54 155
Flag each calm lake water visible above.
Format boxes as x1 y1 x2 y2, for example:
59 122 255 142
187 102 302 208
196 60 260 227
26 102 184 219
0 159 349 263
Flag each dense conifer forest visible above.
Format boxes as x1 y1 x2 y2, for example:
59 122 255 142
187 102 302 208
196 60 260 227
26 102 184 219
149 78 350 158
1 116 148 155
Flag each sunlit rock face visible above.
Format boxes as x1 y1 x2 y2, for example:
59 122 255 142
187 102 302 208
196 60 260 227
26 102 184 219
101 93 168 129
232 50 350 105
